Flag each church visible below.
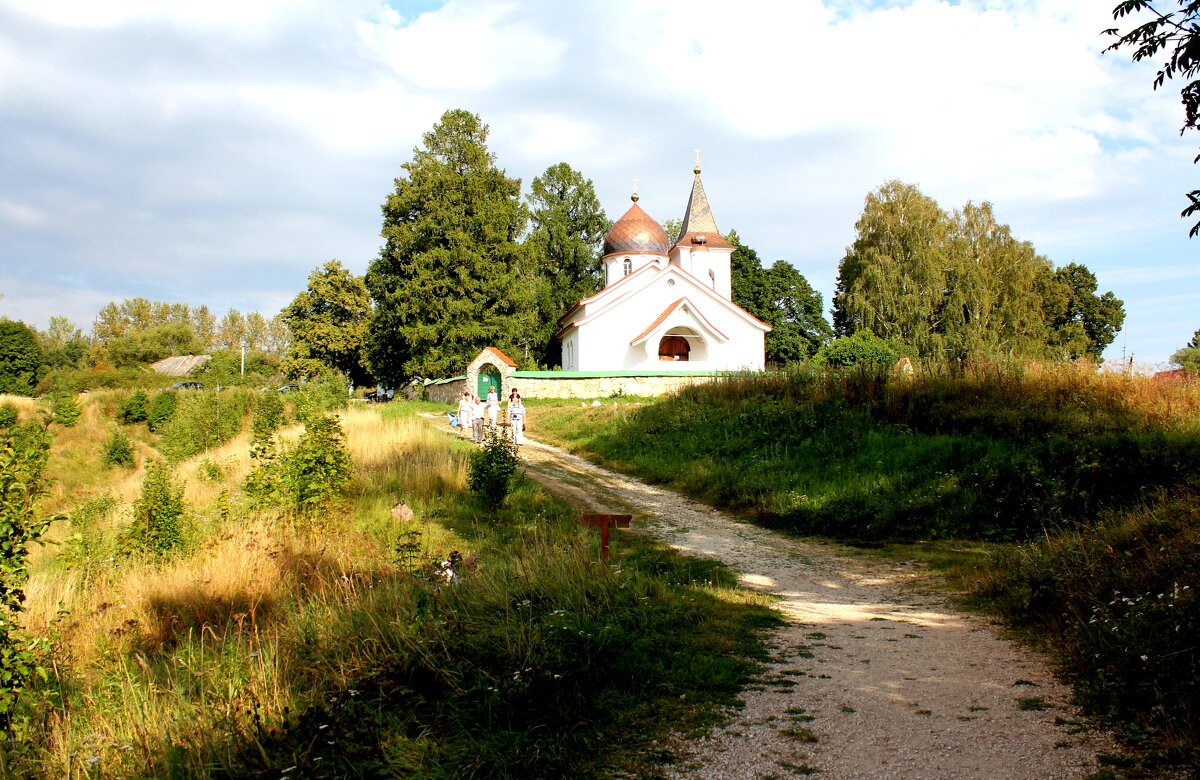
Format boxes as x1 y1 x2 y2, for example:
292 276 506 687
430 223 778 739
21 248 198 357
442 161 771 404
554 161 771 371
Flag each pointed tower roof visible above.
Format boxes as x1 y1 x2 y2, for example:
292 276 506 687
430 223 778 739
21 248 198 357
672 162 732 250
603 194 670 257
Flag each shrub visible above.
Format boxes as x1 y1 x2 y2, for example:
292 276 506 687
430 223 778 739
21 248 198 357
50 392 82 428
0 418 56 743
117 389 149 424
146 391 178 432
814 330 900 369
121 461 186 556
292 373 349 423
245 414 352 516
252 389 285 443
284 415 352 514
103 427 136 468
0 403 17 429
468 428 520 510
158 389 251 462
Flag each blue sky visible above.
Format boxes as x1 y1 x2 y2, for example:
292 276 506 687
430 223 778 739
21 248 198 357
0 0 1196 367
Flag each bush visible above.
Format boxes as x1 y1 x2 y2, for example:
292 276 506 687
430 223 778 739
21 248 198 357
50 392 81 428
158 389 251 462
252 390 285 443
245 414 352 516
117 390 149 424
0 403 17 429
0 418 56 743
103 428 136 468
146 391 178 433
284 415 352 514
468 428 520 510
292 373 349 423
120 461 186 556
814 330 900 369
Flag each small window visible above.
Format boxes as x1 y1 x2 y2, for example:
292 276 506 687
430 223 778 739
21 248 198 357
659 335 690 361
623 257 632 276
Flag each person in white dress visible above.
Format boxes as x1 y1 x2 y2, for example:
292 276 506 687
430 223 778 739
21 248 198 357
486 387 499 428
457 391 473 433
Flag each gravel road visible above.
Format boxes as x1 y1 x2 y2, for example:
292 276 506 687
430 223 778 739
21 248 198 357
517 436 1120 780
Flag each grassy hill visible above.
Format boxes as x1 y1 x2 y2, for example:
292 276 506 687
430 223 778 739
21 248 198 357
3 390 778 778
529 364 1200 770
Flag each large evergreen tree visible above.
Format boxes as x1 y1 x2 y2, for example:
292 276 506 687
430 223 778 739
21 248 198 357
366 110 536 382
281 260 372 385
525 162 610 366
728 231 831 364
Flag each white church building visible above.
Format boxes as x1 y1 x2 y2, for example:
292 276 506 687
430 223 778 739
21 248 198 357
432 163 772 403
555 162 770 372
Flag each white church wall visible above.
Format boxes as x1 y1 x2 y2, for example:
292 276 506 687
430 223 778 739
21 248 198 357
574 271 766 372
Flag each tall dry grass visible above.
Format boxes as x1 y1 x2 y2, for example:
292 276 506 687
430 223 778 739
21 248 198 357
19 402 483 777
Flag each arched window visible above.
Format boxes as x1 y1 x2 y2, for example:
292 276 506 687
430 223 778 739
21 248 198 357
623 257 632 276
658 335 690 361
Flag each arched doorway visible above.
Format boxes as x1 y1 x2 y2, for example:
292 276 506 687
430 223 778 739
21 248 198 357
658 335 690 361
477 365 502 398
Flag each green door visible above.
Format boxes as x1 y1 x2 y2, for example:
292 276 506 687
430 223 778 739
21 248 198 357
478 368 501 399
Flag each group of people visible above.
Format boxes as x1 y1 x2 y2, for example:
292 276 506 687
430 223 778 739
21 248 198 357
457 386 525 444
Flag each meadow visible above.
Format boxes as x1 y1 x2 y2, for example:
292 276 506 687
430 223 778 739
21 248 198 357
1 386 778 778
528 364 1200 769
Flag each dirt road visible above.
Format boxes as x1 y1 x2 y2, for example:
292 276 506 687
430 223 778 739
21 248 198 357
518 437 1119 780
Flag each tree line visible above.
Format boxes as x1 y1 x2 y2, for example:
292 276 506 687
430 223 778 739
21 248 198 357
0 108 1162 398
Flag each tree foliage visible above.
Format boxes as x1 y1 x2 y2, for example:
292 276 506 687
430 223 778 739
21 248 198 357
0 321 43 396
40 316 88 371
282 260 372 384
1105 0 1200 236
366 109 537 382
0 417 56 740
834 181 1124 364
525 163 610 366
1038 263 1127 361
728 231 832 364
1171 326 1200 368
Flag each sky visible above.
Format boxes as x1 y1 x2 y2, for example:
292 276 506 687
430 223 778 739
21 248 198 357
0 0 1196 368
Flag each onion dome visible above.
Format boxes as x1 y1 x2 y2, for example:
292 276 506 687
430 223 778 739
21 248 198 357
603 196 670 257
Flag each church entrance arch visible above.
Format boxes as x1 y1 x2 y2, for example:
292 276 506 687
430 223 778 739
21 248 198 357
658 335 690 361
658 327 707 362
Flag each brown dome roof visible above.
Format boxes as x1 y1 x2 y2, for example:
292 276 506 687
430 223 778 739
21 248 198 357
603 200 669 257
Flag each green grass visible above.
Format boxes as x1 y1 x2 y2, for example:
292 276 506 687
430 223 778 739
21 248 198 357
527 365 1200 771
529 366 1200 543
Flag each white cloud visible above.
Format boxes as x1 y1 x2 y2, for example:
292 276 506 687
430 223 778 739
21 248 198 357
0 199 49 226
357 1 567 90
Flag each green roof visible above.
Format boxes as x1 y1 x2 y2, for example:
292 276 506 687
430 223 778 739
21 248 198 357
510 370 728 379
